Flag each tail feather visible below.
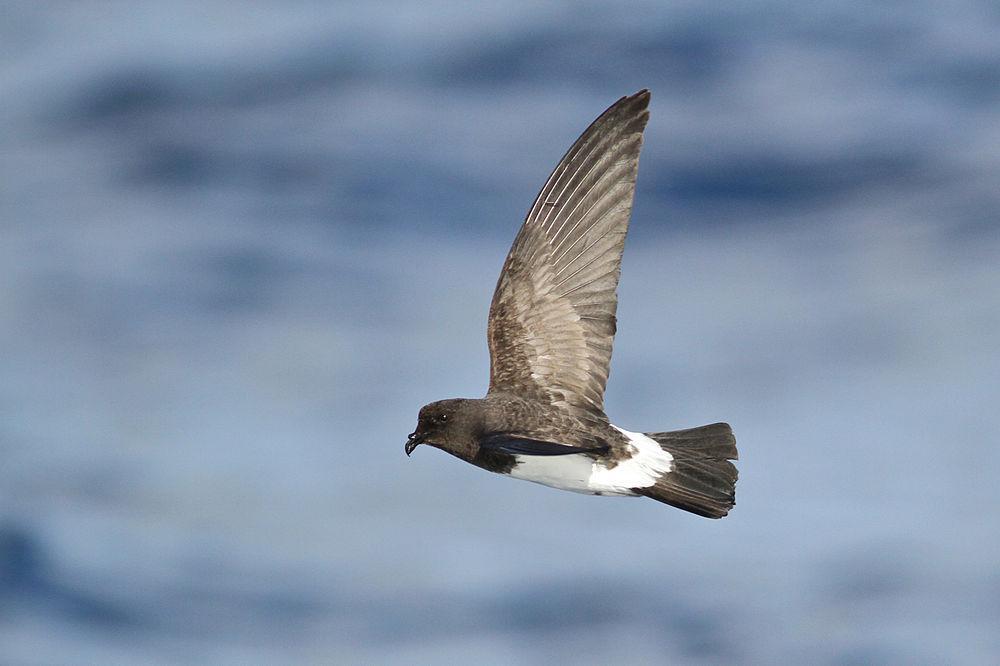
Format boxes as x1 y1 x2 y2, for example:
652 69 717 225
636 423 738 519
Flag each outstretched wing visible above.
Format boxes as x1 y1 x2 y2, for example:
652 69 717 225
487 90 650 417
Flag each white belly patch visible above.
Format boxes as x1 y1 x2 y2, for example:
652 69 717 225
506 426 673 496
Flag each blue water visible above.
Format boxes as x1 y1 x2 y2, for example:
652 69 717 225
2 3 999 664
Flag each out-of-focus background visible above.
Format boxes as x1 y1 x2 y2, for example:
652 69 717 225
2 2 998 664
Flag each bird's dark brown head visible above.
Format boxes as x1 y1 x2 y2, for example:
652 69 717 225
405 398 477 457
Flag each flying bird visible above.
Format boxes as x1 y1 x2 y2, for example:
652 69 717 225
406 90 738 518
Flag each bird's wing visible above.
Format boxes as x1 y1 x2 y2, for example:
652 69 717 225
487 90 650 418
479 433 610 457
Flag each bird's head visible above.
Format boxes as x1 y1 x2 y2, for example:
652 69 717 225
405 399 472 456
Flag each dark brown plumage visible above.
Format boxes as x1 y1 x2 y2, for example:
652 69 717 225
406 91 739 518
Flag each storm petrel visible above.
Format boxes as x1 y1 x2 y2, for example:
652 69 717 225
406 90 738 518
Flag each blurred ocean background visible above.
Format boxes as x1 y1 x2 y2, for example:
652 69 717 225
2 2 999 664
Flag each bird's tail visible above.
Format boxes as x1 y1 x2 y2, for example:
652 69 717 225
637 423 738 518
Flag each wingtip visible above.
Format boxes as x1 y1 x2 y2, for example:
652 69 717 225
615 89 651 119
629 88 651 105
610 89 650 106
600 89 650 126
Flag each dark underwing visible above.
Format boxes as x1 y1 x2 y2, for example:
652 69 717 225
480 433 609 457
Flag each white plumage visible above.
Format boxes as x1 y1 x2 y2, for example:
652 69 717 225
508 425 673 496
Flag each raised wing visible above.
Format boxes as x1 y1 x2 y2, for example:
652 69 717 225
487 90 650 417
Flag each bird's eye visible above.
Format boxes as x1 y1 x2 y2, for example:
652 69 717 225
441 414 448 421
